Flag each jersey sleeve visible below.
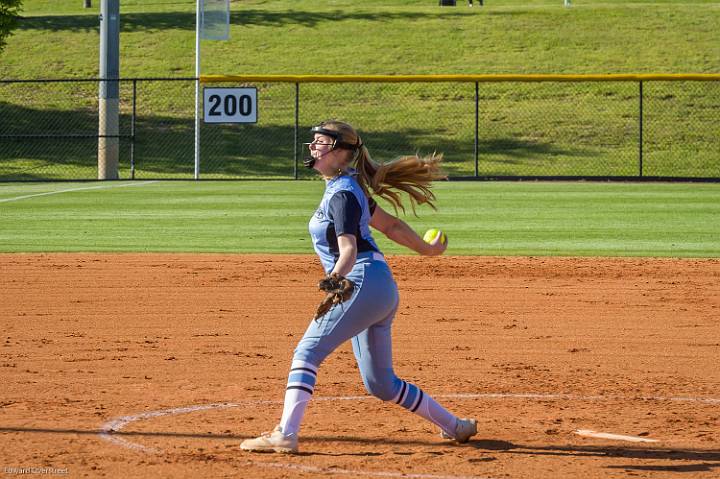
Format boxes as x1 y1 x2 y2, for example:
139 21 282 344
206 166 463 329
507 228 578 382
327 191 363 237
368 196 377 216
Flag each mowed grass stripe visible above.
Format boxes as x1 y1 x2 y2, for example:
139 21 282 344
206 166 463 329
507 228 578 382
1 181 718 257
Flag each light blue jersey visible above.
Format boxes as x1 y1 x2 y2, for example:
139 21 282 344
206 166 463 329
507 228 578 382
283 168 461 442
308 171 380 273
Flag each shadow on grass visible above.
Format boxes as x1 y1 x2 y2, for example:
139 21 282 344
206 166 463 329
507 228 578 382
18 8 446 33
477 138 579 162
0 102 590 180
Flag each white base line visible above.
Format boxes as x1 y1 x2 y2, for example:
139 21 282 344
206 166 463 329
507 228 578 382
0 181 159 203
98 392 719 479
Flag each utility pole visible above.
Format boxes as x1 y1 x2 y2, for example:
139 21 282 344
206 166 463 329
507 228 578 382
98 0 120 180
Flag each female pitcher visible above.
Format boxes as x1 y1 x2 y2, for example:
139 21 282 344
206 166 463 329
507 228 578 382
241 120 477 453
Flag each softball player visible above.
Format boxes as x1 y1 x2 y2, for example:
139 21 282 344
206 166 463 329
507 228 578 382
241 120 477 454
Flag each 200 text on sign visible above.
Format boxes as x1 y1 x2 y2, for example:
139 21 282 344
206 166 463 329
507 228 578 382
203 87 257 123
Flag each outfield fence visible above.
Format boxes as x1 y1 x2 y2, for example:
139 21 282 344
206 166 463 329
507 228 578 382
1 74 719 181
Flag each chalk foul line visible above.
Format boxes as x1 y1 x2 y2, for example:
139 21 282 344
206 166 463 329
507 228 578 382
0 181 159 203
98 392 720 479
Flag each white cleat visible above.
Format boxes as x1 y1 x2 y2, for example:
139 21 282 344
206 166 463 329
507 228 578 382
440 418 478 443
240 426 298 454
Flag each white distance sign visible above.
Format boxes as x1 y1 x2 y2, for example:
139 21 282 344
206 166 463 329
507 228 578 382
203 87 257 123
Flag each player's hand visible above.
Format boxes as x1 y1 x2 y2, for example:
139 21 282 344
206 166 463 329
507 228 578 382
425 234 448 256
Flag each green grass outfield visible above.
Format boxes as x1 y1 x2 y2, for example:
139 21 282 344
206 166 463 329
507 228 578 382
1 181 718 257
3 0 718 79
1 0 719 180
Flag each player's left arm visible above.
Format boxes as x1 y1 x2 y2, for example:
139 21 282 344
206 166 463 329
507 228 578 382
313 234 357 321
331 234 357 277
370 205 446 256
327 191 361 277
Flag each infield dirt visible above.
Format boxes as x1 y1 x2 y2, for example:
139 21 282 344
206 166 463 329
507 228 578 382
1 254 719 478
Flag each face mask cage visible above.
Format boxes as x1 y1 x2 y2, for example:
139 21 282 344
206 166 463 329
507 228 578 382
302 124 362 168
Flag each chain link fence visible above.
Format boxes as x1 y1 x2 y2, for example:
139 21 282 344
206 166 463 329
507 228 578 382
1 76 718 181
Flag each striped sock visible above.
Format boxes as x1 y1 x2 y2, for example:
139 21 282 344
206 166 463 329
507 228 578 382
278 360 318 436
392 380 457 437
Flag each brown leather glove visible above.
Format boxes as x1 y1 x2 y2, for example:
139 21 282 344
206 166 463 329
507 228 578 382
313 273 356 320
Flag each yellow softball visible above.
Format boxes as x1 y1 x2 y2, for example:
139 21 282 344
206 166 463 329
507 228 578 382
423 228 447 245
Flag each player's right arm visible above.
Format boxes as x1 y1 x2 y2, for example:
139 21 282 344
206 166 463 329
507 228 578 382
370 205 446 256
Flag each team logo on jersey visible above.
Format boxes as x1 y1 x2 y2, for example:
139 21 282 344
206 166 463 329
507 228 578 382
314 209 325 220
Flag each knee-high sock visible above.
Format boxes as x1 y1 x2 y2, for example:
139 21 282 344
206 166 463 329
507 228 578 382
278 359 318 436
392 380 457 437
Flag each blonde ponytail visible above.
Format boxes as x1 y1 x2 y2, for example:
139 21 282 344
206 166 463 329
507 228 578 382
355 147 446 214
314 120 447 214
